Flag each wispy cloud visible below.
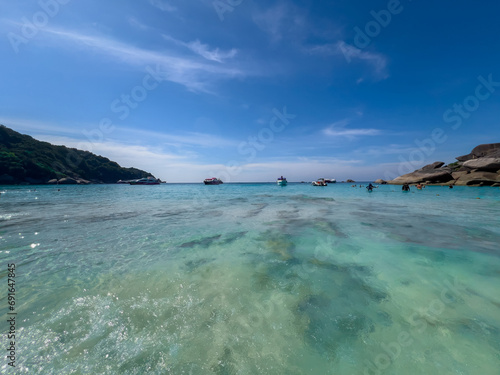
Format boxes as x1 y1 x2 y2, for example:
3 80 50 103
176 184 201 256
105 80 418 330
148 0 176 12
230 158 378 182
306 43 338 55
324 127 381 137
128 17 150 31
308 41 388 80
337 41 388 80
41 28 246 92
323 119 381 138
357 144 419 157
327 118 352 129
0 117 86 138
117 127 239 148
186 40 237 62
3 119 391 182
162 35 237 63
1 116 239 148
252 3 305 43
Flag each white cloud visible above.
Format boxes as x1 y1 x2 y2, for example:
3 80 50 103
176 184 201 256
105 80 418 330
117 127 239 148
1 118 390 182
252 3 305 42
308 41 388 80
0 117 86 137
148 0 176 12
163 35 237 63
41 28 246 92
322 118 381 138
337 41 388 80
357 144 419 156
307 43 338 55
224 158 380 182
33 135 184 160
0 117 238 154
128 17 149 30
324 127 381 137
186 40 237 62
327 118 352 129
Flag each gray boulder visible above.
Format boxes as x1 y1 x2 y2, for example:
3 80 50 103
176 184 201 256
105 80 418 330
421 161 445 170
456 143 500 161
390 162 453 184
390 143 500 186
454 171 500 186
462 158 500 171
451 171 469 180
58 177 78 185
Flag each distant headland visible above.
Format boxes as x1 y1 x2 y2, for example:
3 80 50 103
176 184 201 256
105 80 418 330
0 125 153 185
380 143 500 187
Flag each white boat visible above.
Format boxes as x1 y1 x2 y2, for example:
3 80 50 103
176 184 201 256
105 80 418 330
277 176 287 186
129 176 161 185
324 178 336 183
312 178 327 186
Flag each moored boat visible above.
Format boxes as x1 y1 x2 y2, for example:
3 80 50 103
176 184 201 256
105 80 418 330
204 177 223 185
312 178 327 186
324 178 336 183
129 176 161 185
277 176 287 186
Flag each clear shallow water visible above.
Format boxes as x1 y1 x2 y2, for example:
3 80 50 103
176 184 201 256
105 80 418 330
1 183 499 374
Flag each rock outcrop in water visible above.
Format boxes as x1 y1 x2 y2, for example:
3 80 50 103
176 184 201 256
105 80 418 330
388 143 500 186
0 124 153 184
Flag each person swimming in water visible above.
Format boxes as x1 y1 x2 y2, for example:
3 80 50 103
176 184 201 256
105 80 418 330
402 183 410 192
367 183 374 192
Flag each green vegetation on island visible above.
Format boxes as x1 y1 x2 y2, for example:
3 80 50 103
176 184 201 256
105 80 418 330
0 125 152 185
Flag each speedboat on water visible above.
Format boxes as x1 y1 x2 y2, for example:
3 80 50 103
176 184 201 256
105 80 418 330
129 176 161 185
277 176 287 186
204 177 223 185
312 178 327 186
324 178 336 183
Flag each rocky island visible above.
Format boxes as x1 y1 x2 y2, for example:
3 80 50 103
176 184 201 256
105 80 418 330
387 143 500 186
0 125 153 185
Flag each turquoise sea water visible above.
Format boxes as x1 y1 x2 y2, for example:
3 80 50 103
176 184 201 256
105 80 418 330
1 183 499 374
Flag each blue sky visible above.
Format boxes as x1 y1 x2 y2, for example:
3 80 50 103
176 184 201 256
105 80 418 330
1 0 499 182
